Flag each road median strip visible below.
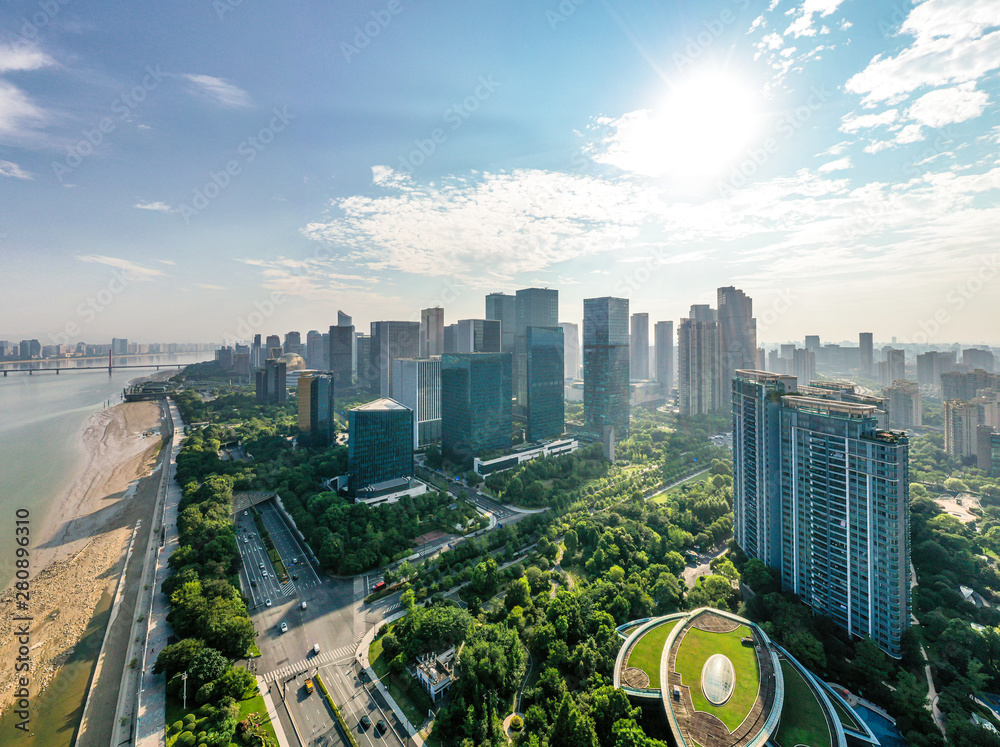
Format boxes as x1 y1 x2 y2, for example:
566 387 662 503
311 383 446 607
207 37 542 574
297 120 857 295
314 673 361 747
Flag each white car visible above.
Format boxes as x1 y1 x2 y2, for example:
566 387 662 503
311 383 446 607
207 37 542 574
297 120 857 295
263 571 268 578
279 621 287 633
265 599 272 607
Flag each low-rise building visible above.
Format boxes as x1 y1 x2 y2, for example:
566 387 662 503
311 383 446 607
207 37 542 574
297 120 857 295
414 646 457 702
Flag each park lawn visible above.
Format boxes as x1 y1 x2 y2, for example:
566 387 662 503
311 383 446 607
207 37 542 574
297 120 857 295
651 474 707 504
773 659 832 747
673 625 760 733
165 685 277 747
626 620 679 689
369 627 435 731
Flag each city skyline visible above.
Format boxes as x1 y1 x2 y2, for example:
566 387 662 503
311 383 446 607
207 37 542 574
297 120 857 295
1 0 999 343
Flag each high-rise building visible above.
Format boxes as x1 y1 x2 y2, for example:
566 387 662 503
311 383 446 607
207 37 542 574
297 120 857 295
630 312 649 380
255 359 287 403
456 319 501 353
917 351 954 387
392 358 442 449
942 369 1000 401
976 424 999 473
525 326 564 442
792 348 816 385
420 307 445 358
859 332 873 376
371 321 421 398
678 305 719 415
297 372 335 447
583 297 630 441
879 349 905 385
355 334 374 392
717 287 757 394
945 401 980 459
338 311 352 327
514 288 558 407
348 399 414 496
654 321 674 393
265 335 281 359
251 334 263 369
560 322 579 379
283 331 301 355
732 370 910 657
306 330 323 369
485 292 517 355
441 352 513 466
111 338 128 356
964 348 996 373
443 324 458 353
804 335 820 355
885 380 922 428
329 322 355 388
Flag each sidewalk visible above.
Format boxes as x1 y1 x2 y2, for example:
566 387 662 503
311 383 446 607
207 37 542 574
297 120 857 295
134 400 185 747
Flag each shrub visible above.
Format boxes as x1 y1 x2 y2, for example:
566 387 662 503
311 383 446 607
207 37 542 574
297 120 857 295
510 714 523 732
176 732 196 747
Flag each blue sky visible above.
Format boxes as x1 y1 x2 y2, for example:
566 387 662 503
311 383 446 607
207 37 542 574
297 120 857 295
1 0 998 346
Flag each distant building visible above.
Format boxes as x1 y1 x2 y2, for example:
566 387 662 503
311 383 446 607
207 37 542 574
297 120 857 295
348 399 414 497
630 312 649 380
804 335 820 354
329 323 355 389
584 296 630 444
525 326 565 442
977 424 999 474
885 380 922 428
420 307 444 358
441 352 512 466
859 332 873 376
515 288 558 408
942 369 1000 401
233 344 250 376
964 347 995 373
392 358 442 449
297 372 335 447
355 334 375 393
560 322 579 379
305 330 324 369
945 400 980 459
485 292 517 356
733 370 910 657
18 339 40 360
792 348 816 386
455 319 501 353
654 321 674 394
917 350 956 387
879 348 905 385
215 346 235 369
255 359 287 403
473 437 579 476
265 335 281 357
283 331 301 356
371 321 421 398
111 338 128 356
717 286 757 395
678 305 719 415
251 334 263 369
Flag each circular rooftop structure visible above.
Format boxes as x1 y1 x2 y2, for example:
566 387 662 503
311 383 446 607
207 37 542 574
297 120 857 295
276 352 306 371
702 653 736 706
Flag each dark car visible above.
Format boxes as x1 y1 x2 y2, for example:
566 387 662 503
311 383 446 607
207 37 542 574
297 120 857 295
360 715 371 729
375 718 386 734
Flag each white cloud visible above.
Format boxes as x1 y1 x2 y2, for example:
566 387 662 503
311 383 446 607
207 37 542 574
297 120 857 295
0 160 32 179
818 157 852 172
0 45 54 73
75 254 165 280
784 0 846 38
134 200 174 212
183 74 252 108
0 81 46 139
845 0 1000 105
840 109 898 133
896 124 924 144
156 259 177 265
195 283 226 291
906 83 989 128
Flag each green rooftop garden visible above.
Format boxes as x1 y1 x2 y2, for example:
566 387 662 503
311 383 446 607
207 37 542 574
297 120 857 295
673 624 760 733
625 620 679 689
773 658 832 747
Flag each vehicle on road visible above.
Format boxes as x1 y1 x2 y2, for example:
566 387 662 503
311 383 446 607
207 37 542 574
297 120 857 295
244 537 249 543
259 562 265 569
304 677 314 694
313 643 320 654
372 580 386 592
376 718 386 734
244 510 248 515
279 621 287 632
263 571 268 578
292 573 299 580
265 598 272 607
300 601 307 610
360 715 371 729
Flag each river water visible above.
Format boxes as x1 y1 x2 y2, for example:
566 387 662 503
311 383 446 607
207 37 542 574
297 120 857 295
0 353 205 747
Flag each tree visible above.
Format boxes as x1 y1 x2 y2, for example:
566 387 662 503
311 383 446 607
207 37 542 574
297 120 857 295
506 576 532 610
589 686 639 747
551 693 598 747
188 647 228 689
153 638 206 678
564 529 579 557
401 589 416 611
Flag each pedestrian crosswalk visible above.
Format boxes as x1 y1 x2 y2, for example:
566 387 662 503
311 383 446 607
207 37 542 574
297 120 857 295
263 644 356 682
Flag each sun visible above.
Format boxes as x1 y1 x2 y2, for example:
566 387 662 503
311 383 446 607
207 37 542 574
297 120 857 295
597 70 764 188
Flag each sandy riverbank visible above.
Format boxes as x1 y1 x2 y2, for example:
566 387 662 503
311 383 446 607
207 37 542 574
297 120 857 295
0 399 165 714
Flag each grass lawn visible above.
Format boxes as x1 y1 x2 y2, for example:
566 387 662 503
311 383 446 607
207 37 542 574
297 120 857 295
773 659 832 747
625 620 679 689
369 627 435 730
651 474 707 504
247 641 262 658
673 625 760 733
165 685 276 747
